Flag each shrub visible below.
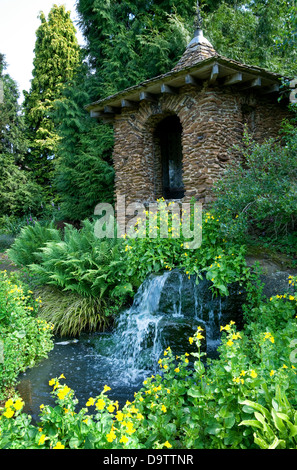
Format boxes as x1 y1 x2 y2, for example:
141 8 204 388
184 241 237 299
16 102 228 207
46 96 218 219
0 271 54 400
7 221 62 267
28 220 132 300
9 220 134 335
239 386 297 449
124 201 251 296
212 130 297 249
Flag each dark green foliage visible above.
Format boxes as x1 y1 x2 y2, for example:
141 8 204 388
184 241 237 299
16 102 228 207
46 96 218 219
28 220 132 300
53 68 115 221
76 0 195 97
212 127 297 252
0 153 42 218
203 0 297 76
0 56 45 218
22 5 81 190
7 219 134 336
7 221 62 267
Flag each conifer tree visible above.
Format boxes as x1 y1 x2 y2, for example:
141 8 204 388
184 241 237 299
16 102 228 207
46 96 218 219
0 55 41 217
53 65 115 221
23 5 81 191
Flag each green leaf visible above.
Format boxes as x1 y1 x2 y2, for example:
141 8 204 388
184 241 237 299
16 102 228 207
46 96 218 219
239 419 263 430
224 415 236 429
271 409 286 433
269 436 286 449
254 434 270 449
69 436 81 449
240 399 271 421
188 387 204 398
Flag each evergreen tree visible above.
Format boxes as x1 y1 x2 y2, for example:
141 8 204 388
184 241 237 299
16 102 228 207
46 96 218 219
0 55 41 217
76 0 196 98
203 0 297 76
53 65 115 221
23 5 81 191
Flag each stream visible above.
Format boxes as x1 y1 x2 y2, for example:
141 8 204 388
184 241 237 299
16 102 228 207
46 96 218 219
17 269 244 423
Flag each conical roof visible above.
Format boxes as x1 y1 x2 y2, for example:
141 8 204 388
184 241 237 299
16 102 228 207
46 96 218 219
172 27 217 72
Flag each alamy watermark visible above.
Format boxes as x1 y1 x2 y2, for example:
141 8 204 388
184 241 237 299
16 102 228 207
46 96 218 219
93 196 202 250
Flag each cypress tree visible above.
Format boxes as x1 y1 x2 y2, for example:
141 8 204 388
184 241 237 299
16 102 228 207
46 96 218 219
0 55 41 217
53 66 115 221
23 5 81 192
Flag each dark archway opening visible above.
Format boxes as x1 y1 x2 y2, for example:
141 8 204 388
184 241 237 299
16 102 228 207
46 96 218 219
155 115 184 199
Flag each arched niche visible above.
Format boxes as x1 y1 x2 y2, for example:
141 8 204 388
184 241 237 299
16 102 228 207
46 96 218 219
154 114 184 200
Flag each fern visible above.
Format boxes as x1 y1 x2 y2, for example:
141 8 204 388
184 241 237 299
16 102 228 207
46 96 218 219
7 222 62 267
27 220 132 301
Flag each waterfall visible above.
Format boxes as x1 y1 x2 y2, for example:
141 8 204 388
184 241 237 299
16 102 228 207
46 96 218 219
93 269 243 387
17 269 244 420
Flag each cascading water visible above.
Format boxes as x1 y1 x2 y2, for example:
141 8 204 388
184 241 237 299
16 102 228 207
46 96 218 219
91 268 243 383
17 269 244 422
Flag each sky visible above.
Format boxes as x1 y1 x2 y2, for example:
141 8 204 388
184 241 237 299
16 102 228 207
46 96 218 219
0 0 85 102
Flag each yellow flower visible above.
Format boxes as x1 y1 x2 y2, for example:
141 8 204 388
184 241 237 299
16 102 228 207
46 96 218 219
103 385 111 392
49 379 56 386
53 441 65 449
38 434 46 445
125 421 135 435
232 333 242 340
108 404 115 413
220 324 231 332
3 408 14 418
106 430 117 442
174 367 180 373
86 397 95 407
96 398 106 410
270 370 275 376
14 399 24 411
57 385 71 400
250 370 258 378
161 404 167 413
164 441 172 448
226 340 234 347
116 411 124 421
120 435 129 444
5 399 13 408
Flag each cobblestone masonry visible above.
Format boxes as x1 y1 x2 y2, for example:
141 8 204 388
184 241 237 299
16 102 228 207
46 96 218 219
112 83 291 207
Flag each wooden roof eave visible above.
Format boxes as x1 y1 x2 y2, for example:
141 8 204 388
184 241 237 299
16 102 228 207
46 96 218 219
85 55 288 120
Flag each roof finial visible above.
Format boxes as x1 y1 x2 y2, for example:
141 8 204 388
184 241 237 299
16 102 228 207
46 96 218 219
194 0 203 31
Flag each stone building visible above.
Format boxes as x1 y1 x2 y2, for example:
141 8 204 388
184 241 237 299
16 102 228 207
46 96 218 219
86 25 291 206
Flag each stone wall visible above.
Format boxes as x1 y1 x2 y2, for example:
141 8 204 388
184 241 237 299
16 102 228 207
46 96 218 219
112 83 291 206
